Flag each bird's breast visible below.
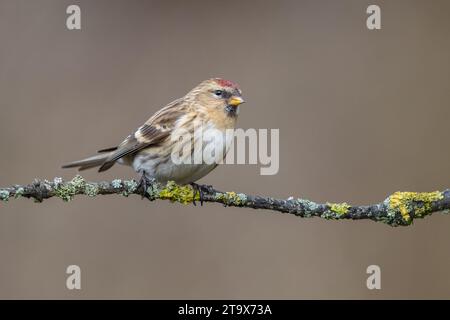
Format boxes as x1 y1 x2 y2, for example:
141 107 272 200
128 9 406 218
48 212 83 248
132 121 235 184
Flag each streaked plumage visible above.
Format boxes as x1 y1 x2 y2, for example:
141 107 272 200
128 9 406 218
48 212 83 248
62 78 245 184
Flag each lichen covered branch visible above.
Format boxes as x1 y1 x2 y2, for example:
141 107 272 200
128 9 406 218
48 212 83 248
1 175 449 227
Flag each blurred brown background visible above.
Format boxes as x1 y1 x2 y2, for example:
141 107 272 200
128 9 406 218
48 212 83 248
0 0 449 299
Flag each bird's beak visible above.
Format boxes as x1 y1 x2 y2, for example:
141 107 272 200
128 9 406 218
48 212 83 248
228 96 245 107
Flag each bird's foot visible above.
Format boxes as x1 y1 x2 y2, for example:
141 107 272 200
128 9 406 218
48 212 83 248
138 171 153 199
190 182 200 206
190 183 215 206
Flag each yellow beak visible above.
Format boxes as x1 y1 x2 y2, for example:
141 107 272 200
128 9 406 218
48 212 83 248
228 96 245 107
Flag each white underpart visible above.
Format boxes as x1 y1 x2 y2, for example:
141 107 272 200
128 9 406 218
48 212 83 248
131 118 234 184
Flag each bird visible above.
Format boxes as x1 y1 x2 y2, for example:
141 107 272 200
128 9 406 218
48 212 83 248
62 78 245 195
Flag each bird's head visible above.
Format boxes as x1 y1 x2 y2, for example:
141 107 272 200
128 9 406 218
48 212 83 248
188 78 245 117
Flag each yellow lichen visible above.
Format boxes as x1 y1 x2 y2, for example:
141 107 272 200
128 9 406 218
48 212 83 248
389 191 443 222
215 191 247 206
327 202 351 216
158 181 199 204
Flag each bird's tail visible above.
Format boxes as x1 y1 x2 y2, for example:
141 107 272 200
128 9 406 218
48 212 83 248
62 152 114 171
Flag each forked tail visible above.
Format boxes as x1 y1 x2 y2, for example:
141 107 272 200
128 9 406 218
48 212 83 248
62 151 114 171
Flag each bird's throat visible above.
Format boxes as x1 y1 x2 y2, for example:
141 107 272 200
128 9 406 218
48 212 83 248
225 105 239 117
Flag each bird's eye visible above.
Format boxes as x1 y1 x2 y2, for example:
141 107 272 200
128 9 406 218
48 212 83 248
214 90 223 97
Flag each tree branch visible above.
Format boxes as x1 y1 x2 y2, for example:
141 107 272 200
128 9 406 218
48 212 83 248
0 175 449 227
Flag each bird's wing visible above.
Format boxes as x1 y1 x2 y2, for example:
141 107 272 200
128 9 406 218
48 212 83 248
98 98 188 172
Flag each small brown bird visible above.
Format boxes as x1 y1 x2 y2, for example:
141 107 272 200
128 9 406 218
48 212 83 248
62 78 245 188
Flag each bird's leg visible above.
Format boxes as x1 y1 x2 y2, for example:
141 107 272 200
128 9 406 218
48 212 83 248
190 182 200 206
138 170 150 199
190 183 215 206
199 184 215 195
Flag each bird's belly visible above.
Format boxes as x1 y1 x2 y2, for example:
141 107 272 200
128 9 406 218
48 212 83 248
132 153 218 185
132 124 233 184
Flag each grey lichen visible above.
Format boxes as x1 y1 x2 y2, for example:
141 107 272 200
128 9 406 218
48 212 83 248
0 190 10 202
122 180 138 197
42 179 54 192
295 198 319 217
83 183 99 197
54 175 86 202
53 177 63 188
14 187 24 199
145 180 161 200
320 211 337 220
111 179 122 189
